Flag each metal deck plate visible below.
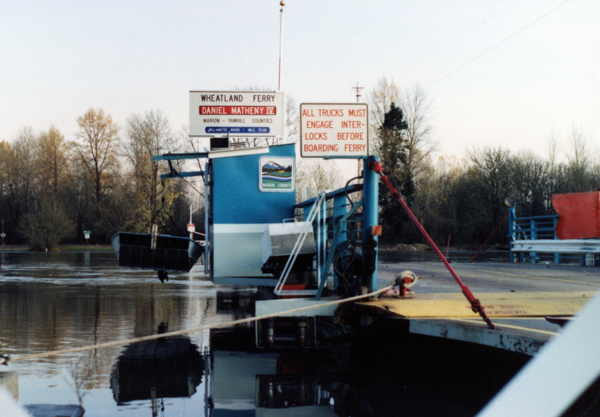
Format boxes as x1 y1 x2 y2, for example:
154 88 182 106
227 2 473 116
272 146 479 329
357 292 595 318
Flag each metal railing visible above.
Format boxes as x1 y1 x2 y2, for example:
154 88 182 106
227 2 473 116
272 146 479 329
509 213 559 241
285 184 363 298
508 207 598 265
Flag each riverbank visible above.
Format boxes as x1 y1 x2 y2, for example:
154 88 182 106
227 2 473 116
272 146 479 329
0 244 114 252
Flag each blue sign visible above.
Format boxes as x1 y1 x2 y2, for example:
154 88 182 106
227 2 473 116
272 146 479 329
206 127 270 134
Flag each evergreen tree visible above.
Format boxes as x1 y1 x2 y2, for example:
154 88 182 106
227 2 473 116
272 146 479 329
375 102 414 237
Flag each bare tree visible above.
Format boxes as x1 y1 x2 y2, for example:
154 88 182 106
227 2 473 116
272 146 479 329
122 110 181 231
468 147 514 229
413 155 467 241
0 141 10 200
399 84 437 182
544 130 563 208
296 159 342 200
285 95 299 143
368 78 408 191
72 108 119 209
178 125 206 174
231 86 296 147
368 78 436 184
10 128 37 217
564 125 595 192
566 124 590 168
368 77 401 152
510 150 551 216
36 125 70 195
547 129 560 169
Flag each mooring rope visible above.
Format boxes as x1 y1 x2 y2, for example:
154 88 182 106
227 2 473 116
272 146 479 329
5 285 393 364
370 160 497 330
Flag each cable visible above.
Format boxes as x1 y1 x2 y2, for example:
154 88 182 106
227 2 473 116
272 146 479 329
344 176 362 209
179 176 205 197
164 206 184 235
426 0 573 88
4 284 393 364
370 160 496 330
164 165 205 197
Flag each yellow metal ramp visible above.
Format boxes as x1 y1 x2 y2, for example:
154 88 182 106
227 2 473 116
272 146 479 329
356 291 595 318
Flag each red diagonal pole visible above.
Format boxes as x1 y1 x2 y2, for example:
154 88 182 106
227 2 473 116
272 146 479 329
370 161 496 330
470 211 508 263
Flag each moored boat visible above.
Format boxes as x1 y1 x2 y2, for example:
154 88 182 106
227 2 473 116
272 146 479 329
111 232 203 275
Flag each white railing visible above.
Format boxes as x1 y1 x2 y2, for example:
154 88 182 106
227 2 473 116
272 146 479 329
511 239 600 254
274 192 326 296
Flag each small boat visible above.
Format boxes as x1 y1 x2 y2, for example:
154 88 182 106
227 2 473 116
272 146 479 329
111 232 203 275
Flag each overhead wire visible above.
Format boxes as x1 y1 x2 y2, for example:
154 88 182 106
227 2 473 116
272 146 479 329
179 175 205 197
426 0 574 89
420 0 508 64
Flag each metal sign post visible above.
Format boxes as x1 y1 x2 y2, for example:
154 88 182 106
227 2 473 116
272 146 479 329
187 223 195 239
84 230 91 246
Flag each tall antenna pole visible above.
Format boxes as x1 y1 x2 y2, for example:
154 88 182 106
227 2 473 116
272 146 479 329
351 82 363 102
278 1 285 90
351 82 364 181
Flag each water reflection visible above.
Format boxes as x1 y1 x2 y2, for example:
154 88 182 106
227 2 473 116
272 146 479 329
110 331 203 407
0 252 542 416
207 339 346 417
206 327 529 417
0 252 213 416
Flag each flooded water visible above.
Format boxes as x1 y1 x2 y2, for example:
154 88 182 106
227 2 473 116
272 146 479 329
0 251 530 417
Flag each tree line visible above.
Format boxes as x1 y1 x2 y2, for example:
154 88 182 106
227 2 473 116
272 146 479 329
0 101 307 250
369 77 599 247
0 109 194 249
1 82 598 250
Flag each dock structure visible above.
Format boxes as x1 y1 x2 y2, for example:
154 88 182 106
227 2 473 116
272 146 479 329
143 92 600 361
356 261 600 356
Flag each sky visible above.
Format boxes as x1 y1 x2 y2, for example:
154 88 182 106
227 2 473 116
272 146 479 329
1 0 599 161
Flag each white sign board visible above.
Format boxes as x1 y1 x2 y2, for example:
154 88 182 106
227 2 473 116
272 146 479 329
300 103 368 158
190 91 285 137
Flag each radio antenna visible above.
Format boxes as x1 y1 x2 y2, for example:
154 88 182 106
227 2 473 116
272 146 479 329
351 82 363 102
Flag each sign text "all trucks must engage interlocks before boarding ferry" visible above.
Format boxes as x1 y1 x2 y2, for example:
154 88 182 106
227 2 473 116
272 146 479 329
300 103 368 158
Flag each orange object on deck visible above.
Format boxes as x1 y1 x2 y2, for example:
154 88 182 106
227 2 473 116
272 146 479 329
553 191 600 239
